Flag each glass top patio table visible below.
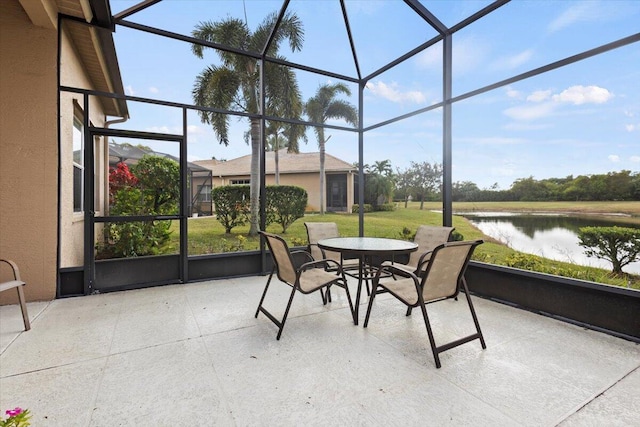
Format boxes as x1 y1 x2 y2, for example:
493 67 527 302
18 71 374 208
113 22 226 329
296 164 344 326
317 237 418 325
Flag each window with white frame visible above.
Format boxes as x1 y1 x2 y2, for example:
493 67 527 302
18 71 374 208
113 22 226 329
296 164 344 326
72 115 84 212
197 184 212 202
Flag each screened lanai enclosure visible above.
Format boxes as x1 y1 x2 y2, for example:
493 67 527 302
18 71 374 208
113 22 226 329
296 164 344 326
57 0 640 340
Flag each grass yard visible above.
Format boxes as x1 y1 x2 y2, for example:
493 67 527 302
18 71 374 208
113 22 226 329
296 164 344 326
163 201 640 289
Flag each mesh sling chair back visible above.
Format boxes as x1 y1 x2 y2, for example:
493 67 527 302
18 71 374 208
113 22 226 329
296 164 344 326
364 240 486 368
256 231 355 339
304 222 359 271
387 225 455 276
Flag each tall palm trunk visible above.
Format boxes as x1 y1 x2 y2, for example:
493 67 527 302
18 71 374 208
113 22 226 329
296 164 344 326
274 135 280 185
318 129 326 215
249 118 261 235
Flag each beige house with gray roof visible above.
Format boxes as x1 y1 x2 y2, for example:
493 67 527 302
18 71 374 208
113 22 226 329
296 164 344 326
193 150 356 214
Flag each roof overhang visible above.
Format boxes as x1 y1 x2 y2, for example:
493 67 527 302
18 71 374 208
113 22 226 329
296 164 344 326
20 0 128 119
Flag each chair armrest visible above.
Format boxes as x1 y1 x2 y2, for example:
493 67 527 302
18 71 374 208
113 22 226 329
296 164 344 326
374 263 418 282
299 258 342 273
290 250 315 269
415 251 434 275
0 259 21 281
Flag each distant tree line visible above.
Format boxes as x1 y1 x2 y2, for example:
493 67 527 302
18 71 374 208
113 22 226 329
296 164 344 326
369 165 639 204
452 170 640 202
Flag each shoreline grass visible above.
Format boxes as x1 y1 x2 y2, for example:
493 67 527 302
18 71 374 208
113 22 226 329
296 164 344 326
161 201 640 289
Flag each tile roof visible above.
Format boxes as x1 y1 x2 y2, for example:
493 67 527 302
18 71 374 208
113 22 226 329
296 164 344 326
193 150 356 176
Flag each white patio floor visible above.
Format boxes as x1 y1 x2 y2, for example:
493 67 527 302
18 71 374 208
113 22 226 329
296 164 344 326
1 275 638 426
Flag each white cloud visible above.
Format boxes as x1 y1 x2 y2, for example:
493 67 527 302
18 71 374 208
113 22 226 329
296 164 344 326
365 81 426 104
623 110 635 117
608 155 620 163
457 136 525 146
625 123 638 132
504 85 613 122
187 125 203 134
125 85 135 95
548 1 602 32
491 49 534 70
527 90 552 103
149 87 159 94
504 102 556 121
505 86 521 99
630 156 640 163
503 122 551 131
552 85 613 105
145 126 182 135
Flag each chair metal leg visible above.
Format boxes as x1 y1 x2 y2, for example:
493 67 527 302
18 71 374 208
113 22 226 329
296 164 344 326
276 286 298 340
418 299 441 368
461 278 486 349
255 270 274 318
17 285 30 331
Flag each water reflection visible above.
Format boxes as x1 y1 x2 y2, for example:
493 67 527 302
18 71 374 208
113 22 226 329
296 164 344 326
460 213 640 274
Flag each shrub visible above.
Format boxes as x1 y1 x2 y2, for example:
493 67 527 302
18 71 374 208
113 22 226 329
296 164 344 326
97 156 179 258
375 203 395 212
212 185 250 233
352 204 373 213
266 185 307 233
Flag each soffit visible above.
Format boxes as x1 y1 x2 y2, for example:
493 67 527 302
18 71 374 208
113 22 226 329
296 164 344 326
58 0 128 118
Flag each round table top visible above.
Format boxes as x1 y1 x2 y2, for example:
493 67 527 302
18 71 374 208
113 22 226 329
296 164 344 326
317 237 418 255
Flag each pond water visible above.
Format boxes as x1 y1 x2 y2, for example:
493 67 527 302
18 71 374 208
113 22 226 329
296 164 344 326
458 212 640 275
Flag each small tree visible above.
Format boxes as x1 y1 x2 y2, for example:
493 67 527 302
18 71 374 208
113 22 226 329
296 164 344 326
266 185 307 233
409 161 442 209
578 226 640 275
212 185 250 234
98 157 180 258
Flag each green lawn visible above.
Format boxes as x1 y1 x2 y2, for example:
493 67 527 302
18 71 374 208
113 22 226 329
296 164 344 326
165 201 640 289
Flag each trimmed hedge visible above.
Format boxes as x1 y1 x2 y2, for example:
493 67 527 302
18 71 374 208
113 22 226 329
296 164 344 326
213 185 307 233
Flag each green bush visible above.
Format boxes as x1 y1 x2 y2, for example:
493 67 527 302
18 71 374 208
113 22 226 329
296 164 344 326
266 185 307 233
504 253 544 270
352 204 373 213
375 203 395 212
212 185 250 233
97 156 179 258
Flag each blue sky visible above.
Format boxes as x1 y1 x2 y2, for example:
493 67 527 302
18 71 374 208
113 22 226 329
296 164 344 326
108 0 640 189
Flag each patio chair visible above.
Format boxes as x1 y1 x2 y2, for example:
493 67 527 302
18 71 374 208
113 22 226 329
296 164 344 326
304 222 360 272
364 240 486 368
385 225 455 276
304 222 364 301
0 259 31 331
256 231 355 339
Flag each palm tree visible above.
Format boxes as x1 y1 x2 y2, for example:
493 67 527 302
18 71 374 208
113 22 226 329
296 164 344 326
365 160 394 206
191 11 304 235
305 83 357 214
265 117 306 184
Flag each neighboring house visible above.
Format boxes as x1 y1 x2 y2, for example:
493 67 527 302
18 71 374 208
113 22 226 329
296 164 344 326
0 0 128 302
193 150 357 213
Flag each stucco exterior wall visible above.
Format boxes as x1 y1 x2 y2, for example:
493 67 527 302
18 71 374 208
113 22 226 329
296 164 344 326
58 27 108 269
0 1 58 302
205 172 332 212
195 170 354 213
